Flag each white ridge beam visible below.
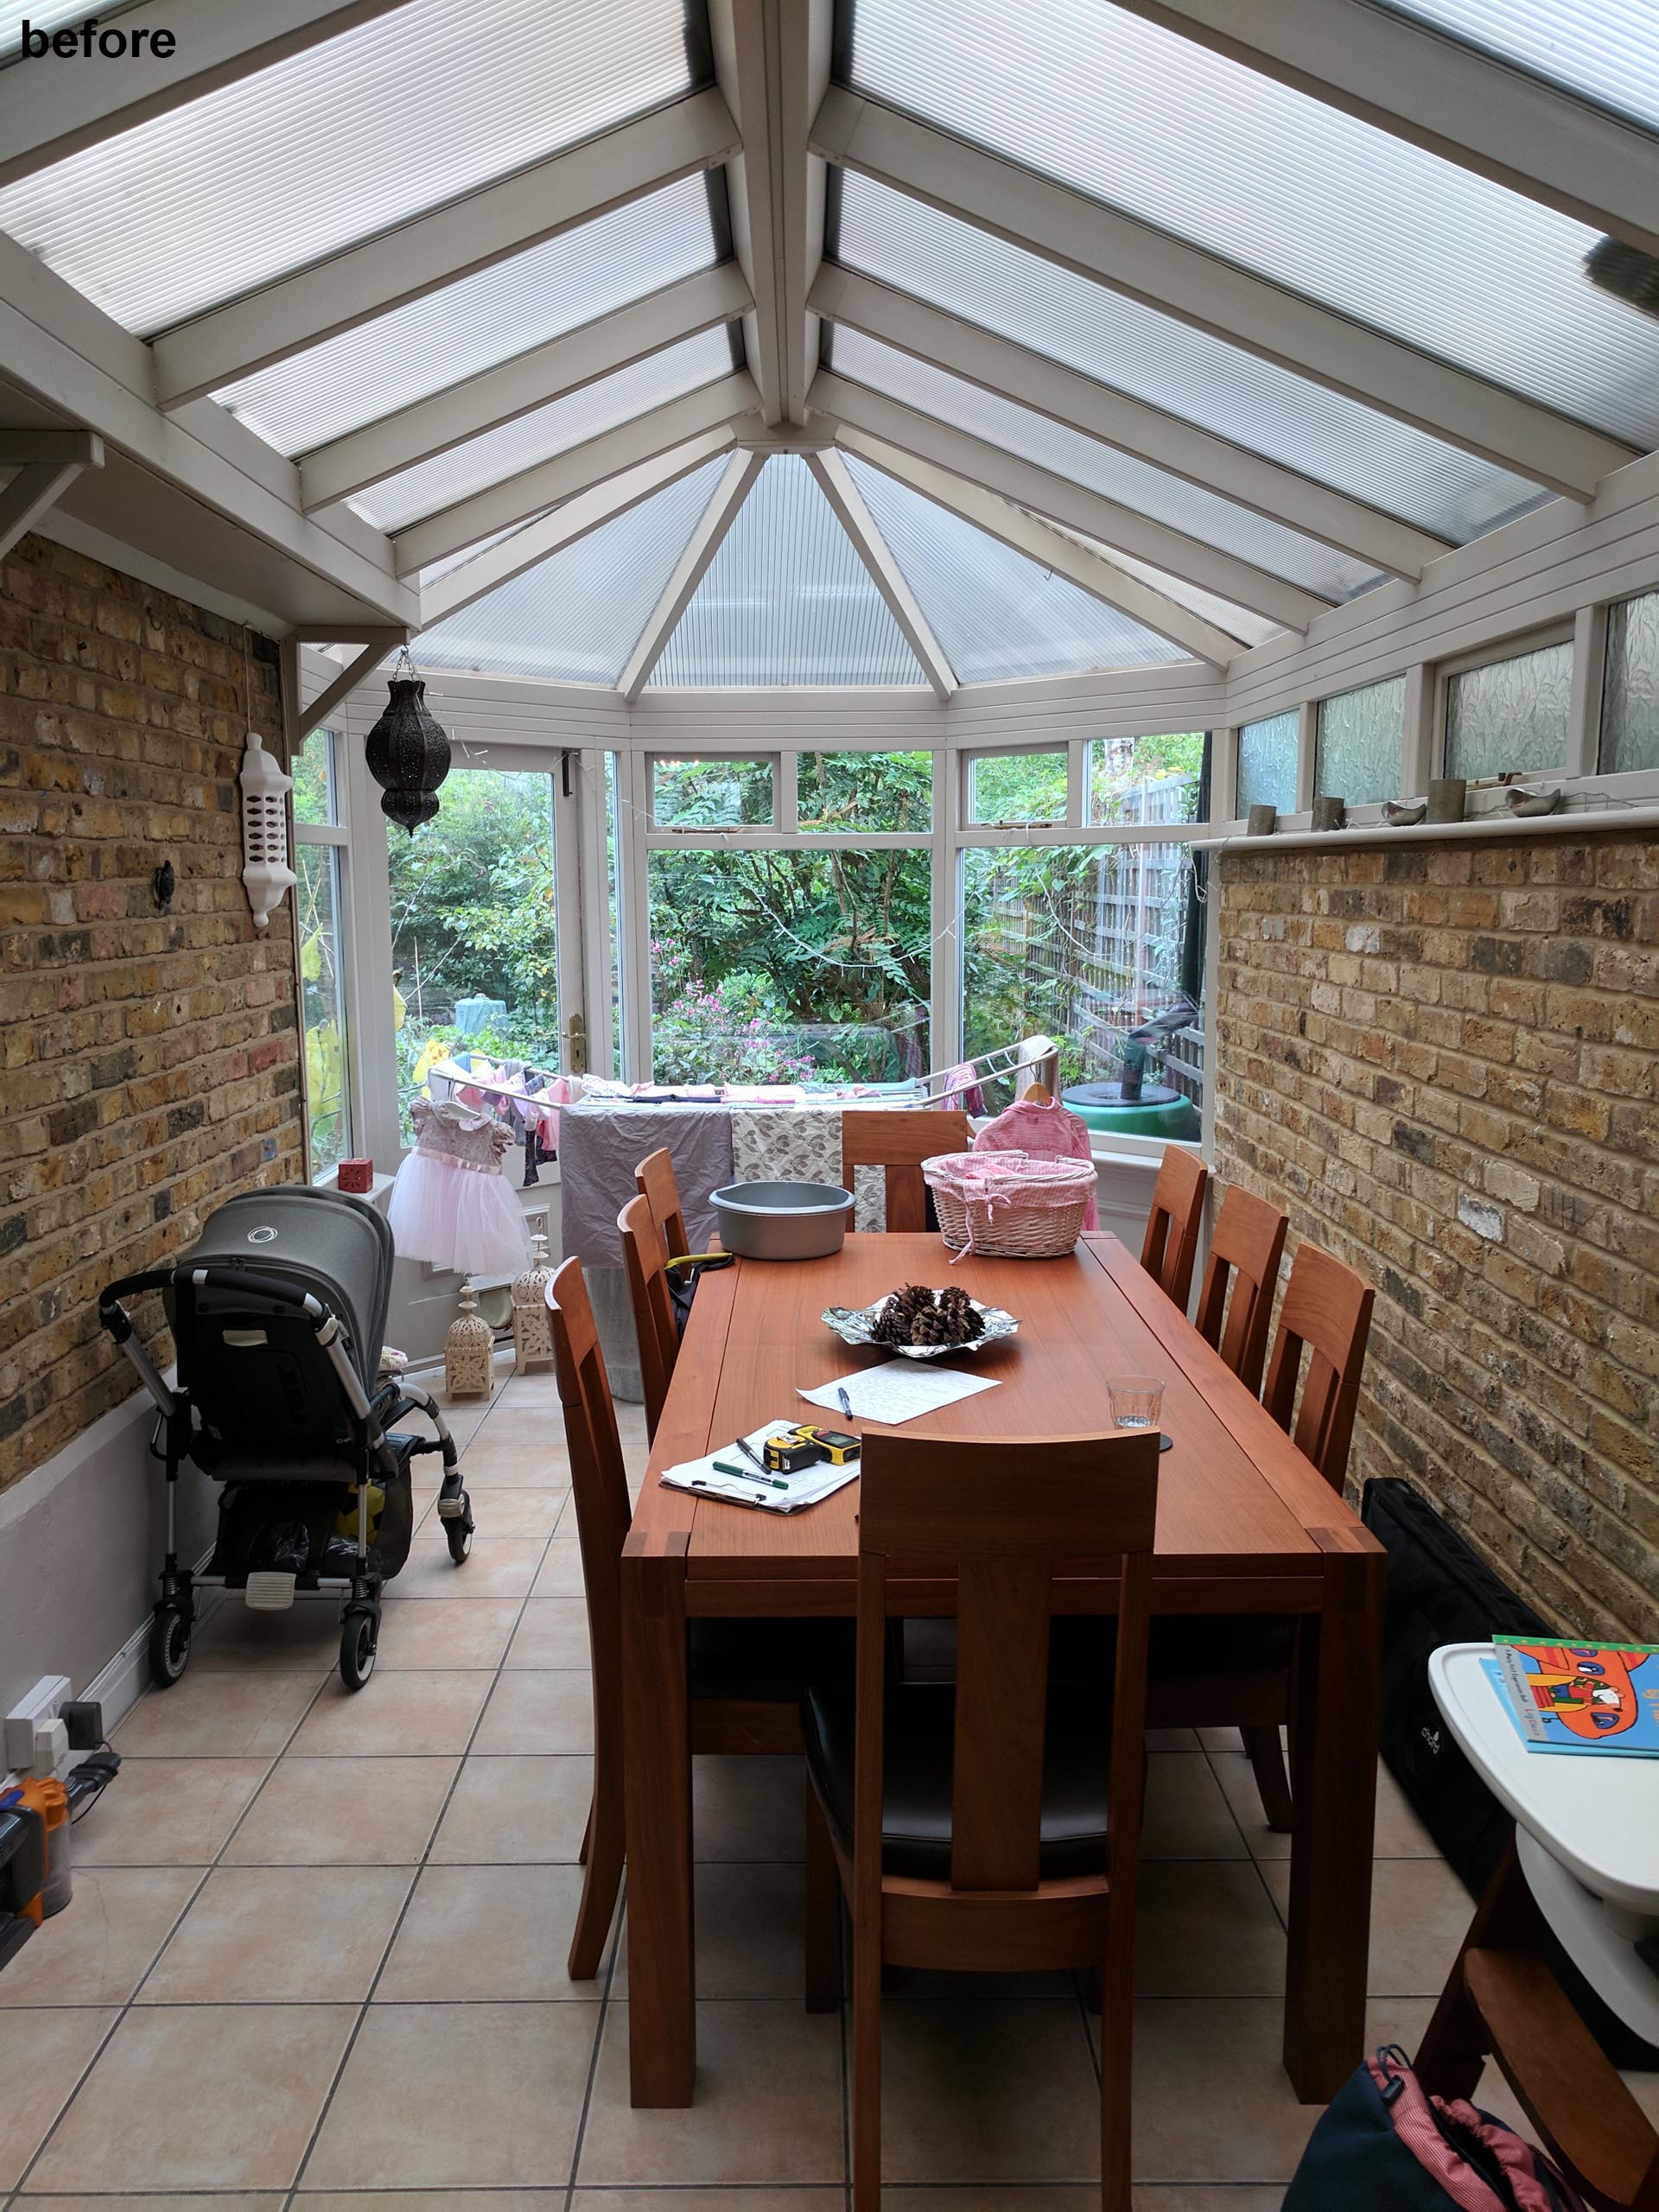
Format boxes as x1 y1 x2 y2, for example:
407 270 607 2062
810 262 1450 581
811 369 1325 630
821 418 1243 671
809 86 1637 502
154 87 742 409
418 430 737 627
1111 0 1659 263
300 263 753 512
391 372 759 576
709 0 833 425
619 449 765 698
0 0 417 189
806 448 957 697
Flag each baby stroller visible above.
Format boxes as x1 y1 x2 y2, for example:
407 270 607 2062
99 1185 476 1693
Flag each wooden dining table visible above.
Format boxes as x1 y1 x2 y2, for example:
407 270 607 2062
620 1231 1386 2109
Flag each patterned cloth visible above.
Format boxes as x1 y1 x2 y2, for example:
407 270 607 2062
728 1105 886 1232
972 1095 1099 1230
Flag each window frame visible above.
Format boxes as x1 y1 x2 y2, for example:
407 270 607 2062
1433 620 1576 782
290 725 356 1184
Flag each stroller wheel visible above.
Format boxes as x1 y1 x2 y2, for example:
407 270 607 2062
149 1603 192 1688
445 1497 474 1566
340 1604 378 1692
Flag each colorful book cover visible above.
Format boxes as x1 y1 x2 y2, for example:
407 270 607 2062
1484 1637 1659 1757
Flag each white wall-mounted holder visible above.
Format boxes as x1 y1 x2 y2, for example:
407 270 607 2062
241 730 296 927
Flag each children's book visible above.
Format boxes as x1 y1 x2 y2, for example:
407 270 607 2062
1484 1637 1659 1757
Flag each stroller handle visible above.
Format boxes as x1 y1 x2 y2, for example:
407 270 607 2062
99 1264 327 1338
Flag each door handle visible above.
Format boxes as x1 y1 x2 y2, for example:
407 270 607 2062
565 1009 588 1075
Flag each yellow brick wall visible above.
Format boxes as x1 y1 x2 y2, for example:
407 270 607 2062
0 533 304 1491
1214 831 1659 1640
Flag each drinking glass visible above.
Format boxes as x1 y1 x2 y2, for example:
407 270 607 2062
1106 1375 1165 1432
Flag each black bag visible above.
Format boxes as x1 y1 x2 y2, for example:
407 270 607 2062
1361 1477 1658 2070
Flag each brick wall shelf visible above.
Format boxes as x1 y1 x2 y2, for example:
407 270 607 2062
1195 804 1659 855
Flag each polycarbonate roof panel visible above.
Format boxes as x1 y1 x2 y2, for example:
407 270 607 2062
842 0 1659 447
416 456 727 683
0 0 702 334
1049 529 1284 650
1380 1 1659 132
650 454 925 686
350 327 737 531
0 3 94 49
834 175 1552 545
843 454 1190 683
827 327 1377 601
219 176 722 455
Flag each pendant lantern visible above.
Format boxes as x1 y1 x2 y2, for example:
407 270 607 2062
365 647 451 835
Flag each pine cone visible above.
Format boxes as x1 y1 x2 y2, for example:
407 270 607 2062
871 1297 909 1344
894 1283 935 1319
938 1288 984 1341
910 1303 952 1344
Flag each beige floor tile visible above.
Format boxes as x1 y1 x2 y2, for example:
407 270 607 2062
1142 1754 1249 1860
0 2010 116 2188
24 2198 286 2212
506 1598 591 1669
112 1673 321 1758
191 1603 342 1671
693 1754 805 1860
289 1671 491 1757
428 1753 594 1864
222 1757 456 1866
302 2002 598 2188
302 2197 564 2212
1213 1753 1437 1865
1123 1998 1428 2184
1197 1727 1246 1756
377 1864 588 1999
1134 1863 1287 1998
30 2005 355 2192
876 1996 1103 2183
74 1758 271 1867
388 1538 547 1599
454 1488 569 1540
614 1861 805 2000
571 2196 842 2210
140 1866 413 2004
531 1535 586 1598
1144 1730 1203 1752
1371 1760 1441 1857
576 2001 843 2187
370 1598 522 1669
1261 1856 1472 1998
1209 1752 1291 1861
878 2196 1286 2211
472 1669 594 1755
0 1869 201 2008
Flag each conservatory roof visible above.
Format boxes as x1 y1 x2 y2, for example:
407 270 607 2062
0 0 1655 687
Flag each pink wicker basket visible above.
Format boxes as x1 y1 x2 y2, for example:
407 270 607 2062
922 1150 1097 1260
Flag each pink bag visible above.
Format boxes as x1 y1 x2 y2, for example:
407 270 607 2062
972 1095 1098 1231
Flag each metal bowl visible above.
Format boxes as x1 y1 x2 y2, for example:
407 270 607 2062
822 1294 1019 1359
710 1180 855 1260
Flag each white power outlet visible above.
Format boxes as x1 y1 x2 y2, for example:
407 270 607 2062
4 1675 72 1771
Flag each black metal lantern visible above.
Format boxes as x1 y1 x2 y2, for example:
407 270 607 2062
365 649 451 834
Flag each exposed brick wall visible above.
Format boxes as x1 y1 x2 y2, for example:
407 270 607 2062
1213 833 1659 1641
0 532 304 1492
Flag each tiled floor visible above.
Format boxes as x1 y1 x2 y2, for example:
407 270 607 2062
7 1351 1655 2209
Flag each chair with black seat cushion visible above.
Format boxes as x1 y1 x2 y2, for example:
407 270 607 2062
548 1255 849 1980
802 1427 1160 2212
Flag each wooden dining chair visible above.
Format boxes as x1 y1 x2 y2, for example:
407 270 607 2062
802 1427 1161 2211
1262 1243 1376 1497
1139 1145 1208 1314
548 1256 840 1980
1192 1185 1289 1395
635 1145 696 1269
618 1192 677 1444
841 1108 971 1232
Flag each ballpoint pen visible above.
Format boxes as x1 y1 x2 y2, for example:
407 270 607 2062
708 1465 790 1490
836 1385 853 1420
732 1433 772 1477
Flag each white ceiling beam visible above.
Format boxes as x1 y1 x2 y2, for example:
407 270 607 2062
806 448 957 697
1111 0 1659 263
619 449 766 698
298 262 753 512
391 371 759 575
811 370 1325 631
709 0 833 426
418 430 737 627
0 0 417 189
152 87 742 408
810 262 1450 582
822 420 1243 671
809 86 1638 503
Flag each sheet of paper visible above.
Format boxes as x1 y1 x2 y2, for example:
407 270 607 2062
659 1421 859 1514
798 1361 1001 1427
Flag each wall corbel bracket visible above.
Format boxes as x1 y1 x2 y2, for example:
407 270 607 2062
0 430 105 563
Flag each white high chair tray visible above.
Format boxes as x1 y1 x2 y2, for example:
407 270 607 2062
1429 1643 1659 1916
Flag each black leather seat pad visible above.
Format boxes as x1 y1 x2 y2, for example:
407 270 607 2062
690 1616 855 1704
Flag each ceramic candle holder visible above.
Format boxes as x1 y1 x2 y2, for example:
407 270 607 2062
1311 795 1346 832
1247 804 1278 836
1427 777 1467 824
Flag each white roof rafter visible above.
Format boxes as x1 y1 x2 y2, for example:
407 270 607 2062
618 448 766 697
391 370 760 575
152 86 742 408
808 84 1639 502
811 368 1326 630
805 447 957 697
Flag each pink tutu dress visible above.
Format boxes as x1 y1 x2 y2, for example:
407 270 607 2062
389 1098 533 1275
971 1092 1099 1231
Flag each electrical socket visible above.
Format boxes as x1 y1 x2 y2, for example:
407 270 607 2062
4 1676 72 1771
